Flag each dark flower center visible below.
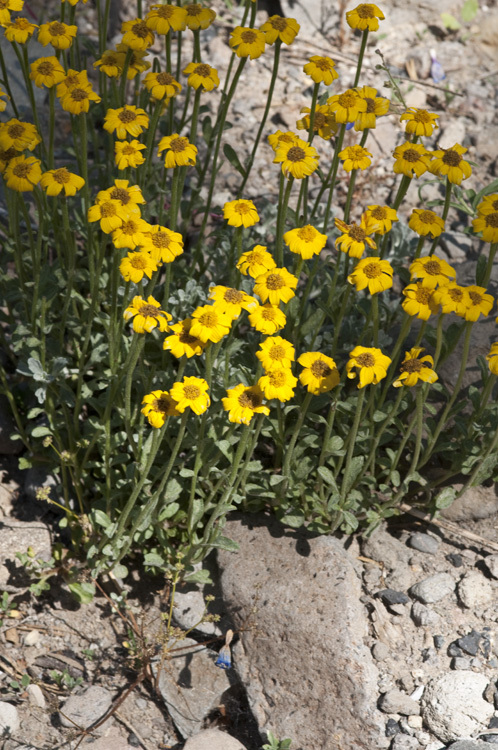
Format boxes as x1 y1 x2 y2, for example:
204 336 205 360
118 108 138 123
403 148 422 163
157 72 175 85
170 137 187 152
356 353 375 367
184 385 201 399
153 395 172 413
485 212 498 228
49 21 66 36
442 149 462 167
8 123 24 139
400 359 423 373
357 4 375 18
270 17 287 31
349 225 366 242
131 21 150 38
266 273 284 290
138 304 160 317
110 187 130 204
364 262 382 278
238 391 261 409
287 146 306 162
419 210 436 224
241 30 257 43
53 168 71 184
224 289 244 304
152 232 171 248
424 260 442 276
310 360 331 377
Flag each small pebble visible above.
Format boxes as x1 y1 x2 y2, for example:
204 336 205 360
379 689 421 716
457 630 481 656
484 554 498 579
408 532 440 555
448 642 464 657
389 603 408 616
433 635 444 650
24 630 40 646
386 718 401 737
411 602 440 627
451 656 472 670
407 715 423 729
372 641 390 661
479 736 498 744
446 553 463 567
391 734 420 749
410 572 455 604
27 684 46 708
410 686 425 701
489 717 498 729
376 588 410 605
458 570 494 608
421 647 438 664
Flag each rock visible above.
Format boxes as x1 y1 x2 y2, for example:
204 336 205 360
152 637 230 739
376 589 410 605
441 485 498 522
23 467 58 503
173 558 224 637
446 553 464 568
0 701 20 734
218 515 383 750
386 718 401 736
410 573 455 604
422 671 493 742
433 636 444 650
479 735 498 744
0 518 52 586
411 602 441 627
408 533 440 555
372 641 390 661
0 395 23 455
279 0 340 42
183 728 247 750
451 657 473 670
391 734 420 750
484 555 498 579
408 715 423 729
438 119 466 149
27 683 46 708
457 630 482 656
457 571 494 609
59 686 113 730
24 629 40 646
362 525 411 570
379 690 421 716
446 742 493 749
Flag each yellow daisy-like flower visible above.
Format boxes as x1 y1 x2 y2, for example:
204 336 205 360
229 26 266 59
429 143 472 185
4 17 38 43
257 336 295 372
103 105 149 139
303 55 339 86
409 255 456 289
142 390 180 427
267 130 299 152
39 167 84 197
408 208 445 238
56 68 90 98
144 71 181 100
121 18 155 50
327 89 367 124
123 295 172 333
392 141 432 178
248 302 286 335
486 342 498 376
284 225 327 260
258 367 297 402
100 179 146 212
472 212 498 243
432 282 467 316
335 216 377 258
112 216 150 249
190 304 232 343
142 225 184 264
170 376 210 415
184 3 216 30
223 198 259 228
393 348 438 388
298 352 340 395
38 20 78 50
88 199 130 233
93 49 125 77
183 61 220 91
476 194 498 216
61 0 89 5
402 282 438 320
29 56 66 88
237 245 276 278
260 15 300 45
354 85 389 131
158 134 197 168
273 137 319 179
0 119 40 151
253 267 298 305
0 146 21 174
115 140 146 170
4 155 41 192
208 286 257 319
400 107 439 137
119 250 158 283
145 4 187 34
222 384 270 425
346 3 385 31
339 144 372 172
60 84 101 115
296 105 339 141
462 285 494 322
116 44 151 79
163 319 207 358
347 256 393 294
0 0 23 25
364 204 398 235
0 89 9 112
346 346 391 388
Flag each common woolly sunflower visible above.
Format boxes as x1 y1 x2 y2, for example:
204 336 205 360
141 390 180 427
346 3 385 31
183 62 220 90
158 134 197 167
429 143 472 185
256 336 295 372
273 137 319 179
4 17 38 43
354 86 389 131
87 199 130 233
347 257 393 294
184 3 216 30
339 144 372 172
327 89 367 124
296 105 339 140
112 216 151 249
258 368 298 402
392 141 432 178
303 55 338 85
253 267 298 305
208 286 257 319
103 105 149 139
408 209 445 238
335 216 377 258
222 385 270 425
462 286 494 322
121 18 155 50
472 212 498 243
237 245 276 277
402 282 438 320
223 199 259 228
190 305 232 343
298 352 340 394
93 49 125 77
486 342 498 376
163 319 207 358
284 225 327 259
38 20 78 50
260 15 300 45
229 26 266 59
123 296 172 333
0 119 40 151
60 84 101 115
248 303 286 335
30 56 66 88
400 107 439 137
115 140 146 170
142 225 184 263
393 348 438 387
409 255 456 289
267 130 299 152
364 204 398 235
432 282 467 316
346 346 391 388
5 155 41 191
145 4 187 34
40 167 84 197
119 250 158 283
170 376 210 415
144 71 181 99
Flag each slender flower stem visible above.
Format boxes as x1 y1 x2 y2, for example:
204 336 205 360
280 392 313 495
339 388 365 501
142 99 165 185
481 242 497 288
392 174 412 211
353 29 369 87
430 179 452 254
320 124 347 232
391 387 424 503
275 176 294 266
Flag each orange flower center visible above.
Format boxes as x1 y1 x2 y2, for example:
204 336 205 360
270 17 287 31
403 148 422 163
184 385 201 400
224 289 244 304
199 311 218 328
234 202 252 214
413 110 431 123
157 72 175 86
315 58 333 71
424 260 442 276
193 63 211 77
131 20 150 38
468 291 483 306
338 92 356 108
269 345 286 360
297 226 317 242
13 162 30 178
122 144 136 155
186 4 202 16
138 304 160 317
151 231 171 249
130 255 148 269
52 168 71 184
7 123 24 139
419 210 436 224
69 87 89 101
13 18 31 29
485 212 498 228
110 187 130 204
442 149 462 167
357 4 375 18
310 360 331 377
121 220 139 235
400 359 423 373
37 61 56 75
241 29 257 43
238 391 261 409
371 206 387 220
156 6 174 18
448 287 463 302
170 137 188 152
118 108 138 123
363 262 382 278
261 307 276 320
287 146 306 163
415 287 432 304
266 273 284 290
153 395 172 412
268 370 286 386
349 225 366 242
356 353 375 367
48 21 66 36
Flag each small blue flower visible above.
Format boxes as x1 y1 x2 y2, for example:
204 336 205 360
215 644 231 670
345 122 355 131
430 50 445 84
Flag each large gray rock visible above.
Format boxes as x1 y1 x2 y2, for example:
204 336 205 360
183 729 247 750
362 524 411 570
422 671 493 742
441 484 498 522
59 686 113 731
218 515 385 750
457 570 494 609
0 518 51 586
0 701 20 734
409 573 455 604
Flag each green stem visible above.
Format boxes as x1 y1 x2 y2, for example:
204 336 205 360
316 123 347 232
275 176 294 266
429 179 452 254
339 387 366 501
353 29 369 88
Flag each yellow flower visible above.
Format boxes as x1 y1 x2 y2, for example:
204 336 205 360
346 346 391 388
112 216 150 249
237 245 276 277
184 3 216 30
5 155 41 191
327 89 367 124
248 303 286 335
339 144 372 172
257 336 295 372
400 108 439 137
0 146 20 174
40 167 84 197
222 384 270 425
223 198 259 228
170 376 210 415
260 15 300 45
408 209 445 238
93 49 125 77
119 251 158 283
229 26 266 59
354 86 389 131
273 137 319 179
103 105 149 139
472 212 498 243
268 130 299 153
145 4 187 34
116 44 151 78
142 390 180 427
183 61 220 91
88 199 130 233
0 88 9 112
347 257 393 294
100 179 146 212
402 282 438 320
409 255 456 289
0 119 40 151
115 140 146 170
253 267 298 305
284 225 327 259
190 304 232 343
144 71 181 100
303 55 339 85
142 225 184 263
4 17 38 43
38 20 78 50
335 216 377 258
476 194 498 216
364 204 398 235
486 342 498 376
123 295 172 333
392 141 432 178
163 319 207 358
56 69 90 98
121 18 155 50
61 0 89 5
462 285 494 322
429 143 472 185
346 3 385 31
393 348 438 388
60 84 101 114
296 105 339 141
208 286 257 319
29 56 66 88
0 0 23 25
432 282 467 316
258 368 297 402
298 352 340 395
158 134 197 167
